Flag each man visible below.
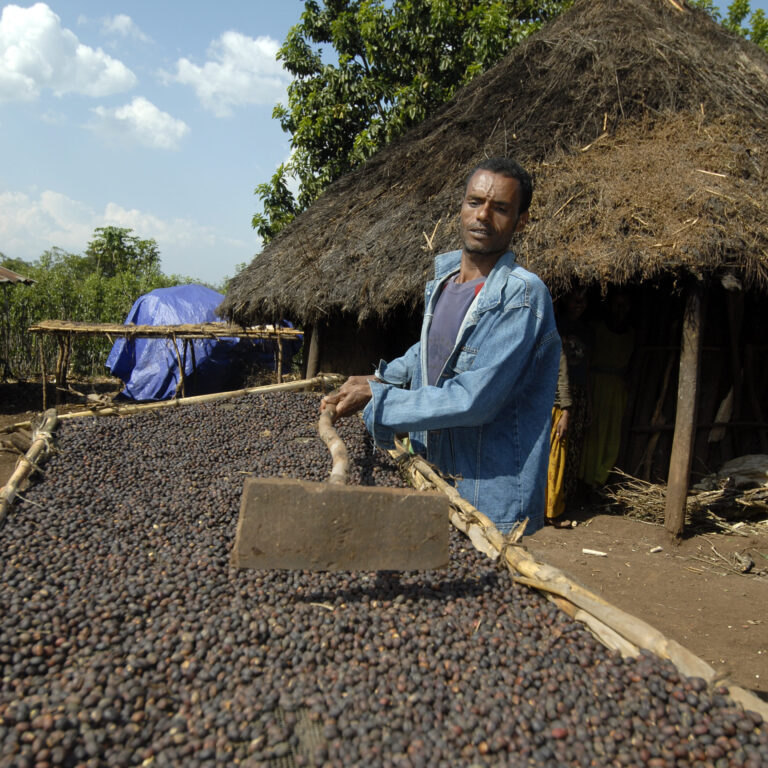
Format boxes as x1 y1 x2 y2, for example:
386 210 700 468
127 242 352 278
322 157 560 534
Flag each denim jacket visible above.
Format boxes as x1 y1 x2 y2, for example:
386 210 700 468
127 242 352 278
362 249 560 534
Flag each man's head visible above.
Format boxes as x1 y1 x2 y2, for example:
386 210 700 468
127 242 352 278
460 157 533 261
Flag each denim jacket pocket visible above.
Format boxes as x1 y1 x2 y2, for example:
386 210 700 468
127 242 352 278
452 347 477 374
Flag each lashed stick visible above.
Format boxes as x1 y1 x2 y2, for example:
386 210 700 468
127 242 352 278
318 404 348 485
2 374 346 433
0 409 58 527
391 442 768 719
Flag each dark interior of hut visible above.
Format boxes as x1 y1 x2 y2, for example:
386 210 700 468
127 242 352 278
563 278 767 486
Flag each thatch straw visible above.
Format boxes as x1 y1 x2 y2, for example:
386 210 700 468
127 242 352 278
220 0 768 326
603 468 768 529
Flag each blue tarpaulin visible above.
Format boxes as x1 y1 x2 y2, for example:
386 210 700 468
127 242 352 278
106 285 300 402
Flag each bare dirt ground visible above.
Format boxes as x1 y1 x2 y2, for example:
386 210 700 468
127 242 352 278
1 380 766 701
527 511 768 699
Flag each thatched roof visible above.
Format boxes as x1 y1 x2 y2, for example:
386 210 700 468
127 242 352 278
0 266 35 285
221 0 768 326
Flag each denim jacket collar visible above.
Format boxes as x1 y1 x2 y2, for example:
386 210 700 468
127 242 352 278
433 249 518 315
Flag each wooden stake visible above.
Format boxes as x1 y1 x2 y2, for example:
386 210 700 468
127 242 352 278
317 404 348 485
305 325 320 379
665 285 704 539
276 335 283 384
38 336 47 411
639 348 677 479
171 334 185 398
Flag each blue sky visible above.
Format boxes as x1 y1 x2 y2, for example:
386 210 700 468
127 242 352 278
1 1 765 287
0 0 305 286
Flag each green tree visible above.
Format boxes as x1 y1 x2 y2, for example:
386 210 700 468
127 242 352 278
255 0 572 242
690 0 768 49
1 233 182 378
84 226 161 279
252 163 299 242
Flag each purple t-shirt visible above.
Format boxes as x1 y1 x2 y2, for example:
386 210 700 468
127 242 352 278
427 276 484 385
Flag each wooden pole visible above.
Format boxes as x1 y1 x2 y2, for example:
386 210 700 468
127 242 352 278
317 404 348 485
391 441 768 719
276 334 283 384
54 334 67 405
305 325 320 379
3 374 347 432
664 284 704 540
182 339 197 393
171 334 186 398
38 336 47 411
638 349 676 480
63 332 72 390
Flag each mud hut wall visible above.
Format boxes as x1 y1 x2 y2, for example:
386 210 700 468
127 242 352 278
310 311 421 378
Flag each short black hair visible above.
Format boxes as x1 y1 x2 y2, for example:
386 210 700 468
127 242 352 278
465 157 534 214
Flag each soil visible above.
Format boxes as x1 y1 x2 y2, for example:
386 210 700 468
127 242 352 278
527 511 768 700
1 380 766 701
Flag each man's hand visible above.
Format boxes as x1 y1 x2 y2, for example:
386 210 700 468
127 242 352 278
320 375 377 420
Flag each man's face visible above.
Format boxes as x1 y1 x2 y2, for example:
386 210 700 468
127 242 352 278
460 170 528 259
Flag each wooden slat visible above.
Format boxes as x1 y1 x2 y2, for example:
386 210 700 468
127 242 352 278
28 320 303 340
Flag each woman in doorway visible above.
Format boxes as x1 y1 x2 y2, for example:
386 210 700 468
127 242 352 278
546 287 592 527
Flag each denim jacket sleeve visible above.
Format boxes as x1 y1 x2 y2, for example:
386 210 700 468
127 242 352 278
363 279 559 449
374 341 420 388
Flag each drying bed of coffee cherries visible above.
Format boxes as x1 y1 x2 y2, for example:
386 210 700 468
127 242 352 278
1 393 766 768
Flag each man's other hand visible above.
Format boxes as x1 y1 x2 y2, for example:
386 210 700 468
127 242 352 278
320 375 377 419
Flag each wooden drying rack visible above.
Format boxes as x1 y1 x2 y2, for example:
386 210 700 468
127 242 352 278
28 320 304 407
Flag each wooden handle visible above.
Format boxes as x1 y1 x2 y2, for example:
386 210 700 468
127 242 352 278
318 403 349 485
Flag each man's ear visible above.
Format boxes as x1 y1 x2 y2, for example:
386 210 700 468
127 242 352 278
515 210 529 233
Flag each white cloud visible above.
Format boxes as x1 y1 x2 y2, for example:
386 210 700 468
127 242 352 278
0 188 256 283
90 96 189 150
168 31 289 117
101 14 151 44
0 2 136 102
0 189 95 255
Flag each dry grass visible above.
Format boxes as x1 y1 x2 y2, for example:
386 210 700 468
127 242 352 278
600 468 768 538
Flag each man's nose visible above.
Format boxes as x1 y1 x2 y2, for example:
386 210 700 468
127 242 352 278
476 202 490 220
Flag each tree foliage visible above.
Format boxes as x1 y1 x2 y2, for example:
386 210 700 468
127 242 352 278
83 226 162 279
690 0 768 49
254 0 573 242
0 231 184 379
